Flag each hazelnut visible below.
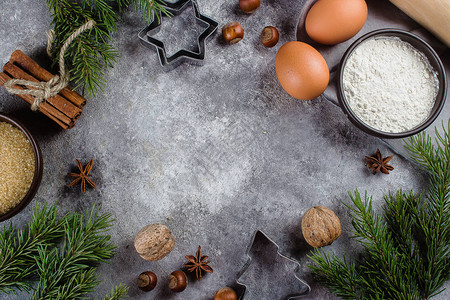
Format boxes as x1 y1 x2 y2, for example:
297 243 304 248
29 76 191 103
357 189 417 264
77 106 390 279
214 287 238 300
222 22 244 44
261 26 279 48
137 271 157 292
301 206 341 248
239 0 260 14
134 223 175 261
169 270 187 292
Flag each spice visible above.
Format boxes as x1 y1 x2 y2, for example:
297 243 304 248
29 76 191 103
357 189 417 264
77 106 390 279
0 50 86 129
184 245 213 280
0 122 35 215
365 149 394 175
68 159 97 192
343 37 438 133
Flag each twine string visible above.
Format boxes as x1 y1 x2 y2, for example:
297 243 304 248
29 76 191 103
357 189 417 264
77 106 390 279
4 20 96 111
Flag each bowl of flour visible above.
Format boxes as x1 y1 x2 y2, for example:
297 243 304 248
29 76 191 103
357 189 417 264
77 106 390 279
338 29 447 138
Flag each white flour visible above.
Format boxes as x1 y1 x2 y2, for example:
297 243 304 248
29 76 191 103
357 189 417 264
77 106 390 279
342 37 438 133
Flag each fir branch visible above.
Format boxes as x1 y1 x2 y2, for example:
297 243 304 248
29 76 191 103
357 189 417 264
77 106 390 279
46 0 169 98
100 283 129 300
0 204 67 294
405 120 450 298
0 203 127 299
383 190 418 256
127 0 170 22
47 0 119 98
308 120 450 300
383 190 422 291
32 206 116 299
308 251 363 300
347 191 419 299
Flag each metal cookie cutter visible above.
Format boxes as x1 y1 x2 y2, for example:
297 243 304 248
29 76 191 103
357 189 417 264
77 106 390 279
138 0 218 71
236 230 311 300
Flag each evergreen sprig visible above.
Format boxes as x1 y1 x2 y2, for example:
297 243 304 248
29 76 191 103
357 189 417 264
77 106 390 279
0 204 128 299
100 284 129 300
46 0 169 98
127 0 170 22
308 120 450 300
0 204 66 294
405 120 450 297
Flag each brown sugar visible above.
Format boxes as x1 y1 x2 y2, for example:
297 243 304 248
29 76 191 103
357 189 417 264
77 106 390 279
0 121 35 214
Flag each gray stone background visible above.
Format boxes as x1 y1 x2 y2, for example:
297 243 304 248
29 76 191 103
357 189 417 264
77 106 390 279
0 0 449 299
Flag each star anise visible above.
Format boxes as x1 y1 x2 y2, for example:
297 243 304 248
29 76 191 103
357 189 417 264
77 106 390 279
365 149 394 175
68 159 97 192
184 245 213 281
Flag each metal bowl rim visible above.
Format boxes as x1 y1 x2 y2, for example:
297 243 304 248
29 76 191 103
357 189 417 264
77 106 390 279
337 28 448 139
0 113 43 221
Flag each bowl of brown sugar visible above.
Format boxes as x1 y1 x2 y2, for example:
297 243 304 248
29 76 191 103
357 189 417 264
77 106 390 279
0 113 43 221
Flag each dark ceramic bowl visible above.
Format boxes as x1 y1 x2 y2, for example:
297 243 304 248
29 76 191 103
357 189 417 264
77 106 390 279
338 29 447 139
0 114 43 221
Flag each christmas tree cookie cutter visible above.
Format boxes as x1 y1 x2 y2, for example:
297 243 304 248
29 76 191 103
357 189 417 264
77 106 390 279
138 0 218 71
235 230 311 299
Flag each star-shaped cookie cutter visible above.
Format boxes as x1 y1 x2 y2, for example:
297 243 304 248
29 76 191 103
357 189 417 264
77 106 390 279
236 230 311 299
138 0 218 71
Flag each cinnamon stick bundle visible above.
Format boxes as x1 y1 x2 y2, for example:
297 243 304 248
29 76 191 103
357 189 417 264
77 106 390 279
0 50 87 129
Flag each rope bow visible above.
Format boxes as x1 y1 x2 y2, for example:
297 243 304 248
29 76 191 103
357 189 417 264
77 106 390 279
4 20 96 111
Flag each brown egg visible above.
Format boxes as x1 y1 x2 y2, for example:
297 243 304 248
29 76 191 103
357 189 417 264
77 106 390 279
305 0 368 45
275 41 329 100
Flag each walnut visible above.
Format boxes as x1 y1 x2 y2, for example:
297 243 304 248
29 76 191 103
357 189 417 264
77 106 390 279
134 223 175 261
301 206 341 248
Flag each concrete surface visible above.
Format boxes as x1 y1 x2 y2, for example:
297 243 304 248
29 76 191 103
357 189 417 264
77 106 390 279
0 0 449 299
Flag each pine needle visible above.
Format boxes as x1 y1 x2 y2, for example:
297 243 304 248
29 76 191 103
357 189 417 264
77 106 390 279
32 206 116 299
0 204 66 294
46 0 169 98
308 120 450 300
308 250 363 299
0 203 128 299
100 284 129 300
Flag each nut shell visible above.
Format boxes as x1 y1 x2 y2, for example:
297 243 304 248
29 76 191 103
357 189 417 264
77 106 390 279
222 22 244 44
239 0 260 13
214 287 238 300
137 271 157 291
261 26 279 48
301 206 341 247
134 223 175 261
169 270 187 292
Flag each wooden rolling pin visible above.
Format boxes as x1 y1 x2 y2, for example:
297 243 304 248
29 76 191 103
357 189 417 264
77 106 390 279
389 0 450 47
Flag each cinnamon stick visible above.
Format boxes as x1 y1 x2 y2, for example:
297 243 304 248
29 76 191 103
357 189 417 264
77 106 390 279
9 50 86 108
3 62 82 120
0 72 73 129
